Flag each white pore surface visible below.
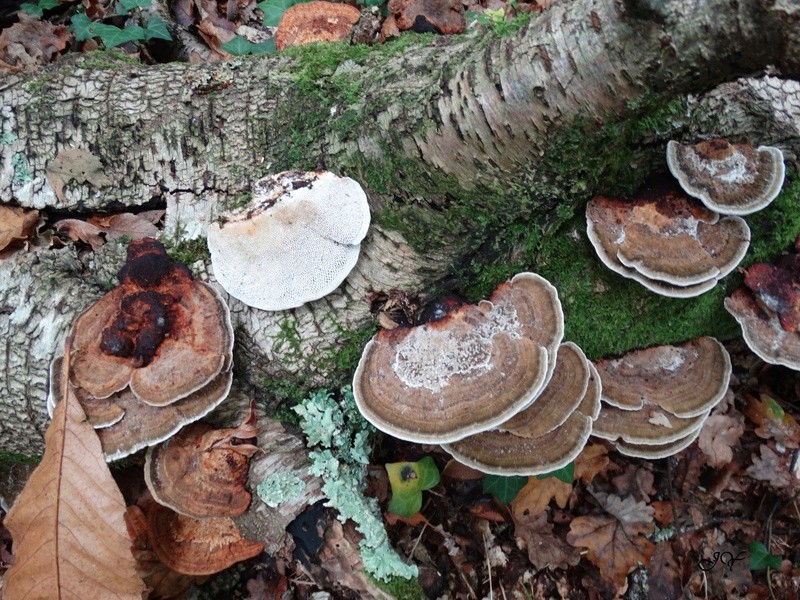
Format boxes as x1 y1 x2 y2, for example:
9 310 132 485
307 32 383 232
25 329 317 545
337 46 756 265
207 172 371 311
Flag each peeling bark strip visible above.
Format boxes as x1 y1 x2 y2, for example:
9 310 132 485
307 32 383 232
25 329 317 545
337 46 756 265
0 0 798 457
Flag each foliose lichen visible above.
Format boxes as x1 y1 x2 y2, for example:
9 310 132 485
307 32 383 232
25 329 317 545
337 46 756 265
256 472 307 507
294 386 417 581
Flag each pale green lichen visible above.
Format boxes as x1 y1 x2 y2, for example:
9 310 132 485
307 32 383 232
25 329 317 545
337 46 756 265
256 472 307 507
295 386 417 582
11 153 32 185
0 132 17 144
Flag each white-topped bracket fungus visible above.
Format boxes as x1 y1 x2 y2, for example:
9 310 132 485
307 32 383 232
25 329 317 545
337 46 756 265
69 238 234 406
353 272 564 444
586 182 751 297
593 337 731 418
207 171 371 311
725 247 800 370
667 139 785 215
144 410 259 519
441 341 598 475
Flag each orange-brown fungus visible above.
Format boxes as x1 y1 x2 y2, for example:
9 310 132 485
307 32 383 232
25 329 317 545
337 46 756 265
275 1 361 51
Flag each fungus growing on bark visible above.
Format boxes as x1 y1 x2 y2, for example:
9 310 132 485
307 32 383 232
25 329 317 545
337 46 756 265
725 245 800 370
144 413 259 519
69 238 234 406
666 139 785 215
207 171 370 311
275 1 361 51
591 337 731 458
441 342 598 475
586 182 750 297
387 0 466 34
353 272 564 443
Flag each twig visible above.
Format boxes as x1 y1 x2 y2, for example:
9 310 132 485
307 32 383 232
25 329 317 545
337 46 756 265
484 531 493 600
767 518 777 600
406 520 429 564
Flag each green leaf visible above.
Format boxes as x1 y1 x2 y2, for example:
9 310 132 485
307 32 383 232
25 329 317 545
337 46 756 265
143 16 172 41
749 542 782 570
258 0 299 27
221 35 254 56
536 462 574 484
385 456 440 517
483 474 527 504
95 23 147 47
250 38 277 55
116 0 151 14
70 14 95 41
763 396 785 419
20 2 44 16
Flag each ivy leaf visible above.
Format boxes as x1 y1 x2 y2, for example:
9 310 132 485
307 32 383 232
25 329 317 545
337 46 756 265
143 17 172 41
250 38 276 55
483 474 527 504
116 0 152 14
748 542 782 570
95 24 146 47
221 35 254 56
70 13 95 41
536 461 574 484
20 0 59 17
386 456 440 517
258 0 300 27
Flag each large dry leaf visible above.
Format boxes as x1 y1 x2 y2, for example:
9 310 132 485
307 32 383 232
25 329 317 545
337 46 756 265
0 16 69 73
746 445 797 491
3 347 146 600
55 210 165 251
697 414 744 467
574 443 609 484
46 149 112 202
512 511 580 570
511 475 572 517
566 492 655 591
0 206 39 257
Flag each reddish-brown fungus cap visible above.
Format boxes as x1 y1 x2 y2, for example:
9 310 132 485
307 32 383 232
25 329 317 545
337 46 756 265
667 139 785 215
145 501 263 576
69 238 233 406
593 337 731 418
275 2 361 51
387 0 466 34
145 418 257 519
586 183 750 296
353 273 563 443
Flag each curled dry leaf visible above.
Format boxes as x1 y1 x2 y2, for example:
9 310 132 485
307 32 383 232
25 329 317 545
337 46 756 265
46 148 112 202
0 206 39 257
566 492 655 592
3 344 146 600
55 210 165 251
512 511 580 570
0 16 69 73
697 414 744 467
746 445 797 491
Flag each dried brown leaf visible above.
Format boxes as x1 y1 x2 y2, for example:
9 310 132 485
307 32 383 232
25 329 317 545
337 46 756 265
512 511 580 570
54 218 106 250
56 211 164 251
743 394 800 449
566 492 654 591
0 206 39 255
611 465 654 502
574 443 609 484
46 148 112 202
3 345 146 600
746 445 797 491
646 541 681 600
0 16 69 72
697 414 744 467
511 475 571 517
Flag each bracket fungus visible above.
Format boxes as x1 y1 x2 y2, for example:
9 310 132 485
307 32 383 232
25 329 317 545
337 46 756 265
586 182 750 297
50 239 234 460
207 171 370 311
441 342 599 475
144 412 259 519
275 1 362 50
353 272 564 444
666 139 785 215
725 243 800 370
591 337 731 459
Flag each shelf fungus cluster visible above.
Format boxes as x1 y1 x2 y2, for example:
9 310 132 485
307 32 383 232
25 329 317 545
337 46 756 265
48 239 234 461
591 337 731 459
207 170 371 312
353 272 600 474
131 409 264 576
725 237 800 370
586 181 751 297
666 139 785 216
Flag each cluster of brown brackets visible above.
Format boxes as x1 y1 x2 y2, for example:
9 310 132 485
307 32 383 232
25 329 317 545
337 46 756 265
48 239 234 461
591 337 731 459
207 170 371 312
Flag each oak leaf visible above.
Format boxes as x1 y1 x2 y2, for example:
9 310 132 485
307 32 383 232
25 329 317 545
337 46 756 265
45 148 112 202
3 346 146 600
566 492 655 591
511 475 571 517
512 511 580 570
56 210 165 251
743 394 800 449
574 443 609 484
0 206 39 257
697 414 744 467
746 445 797 491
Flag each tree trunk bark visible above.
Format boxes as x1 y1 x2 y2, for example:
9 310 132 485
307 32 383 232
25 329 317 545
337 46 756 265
0 0 798 456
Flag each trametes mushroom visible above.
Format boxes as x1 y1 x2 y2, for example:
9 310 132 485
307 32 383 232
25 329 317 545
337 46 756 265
207 170 370 311
591 337 732 459
48 239 234 460
144 409 259 519
352 273 564 444
586 181 751 297
725 238 800 370
666 139 785 215
441 342 600 475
